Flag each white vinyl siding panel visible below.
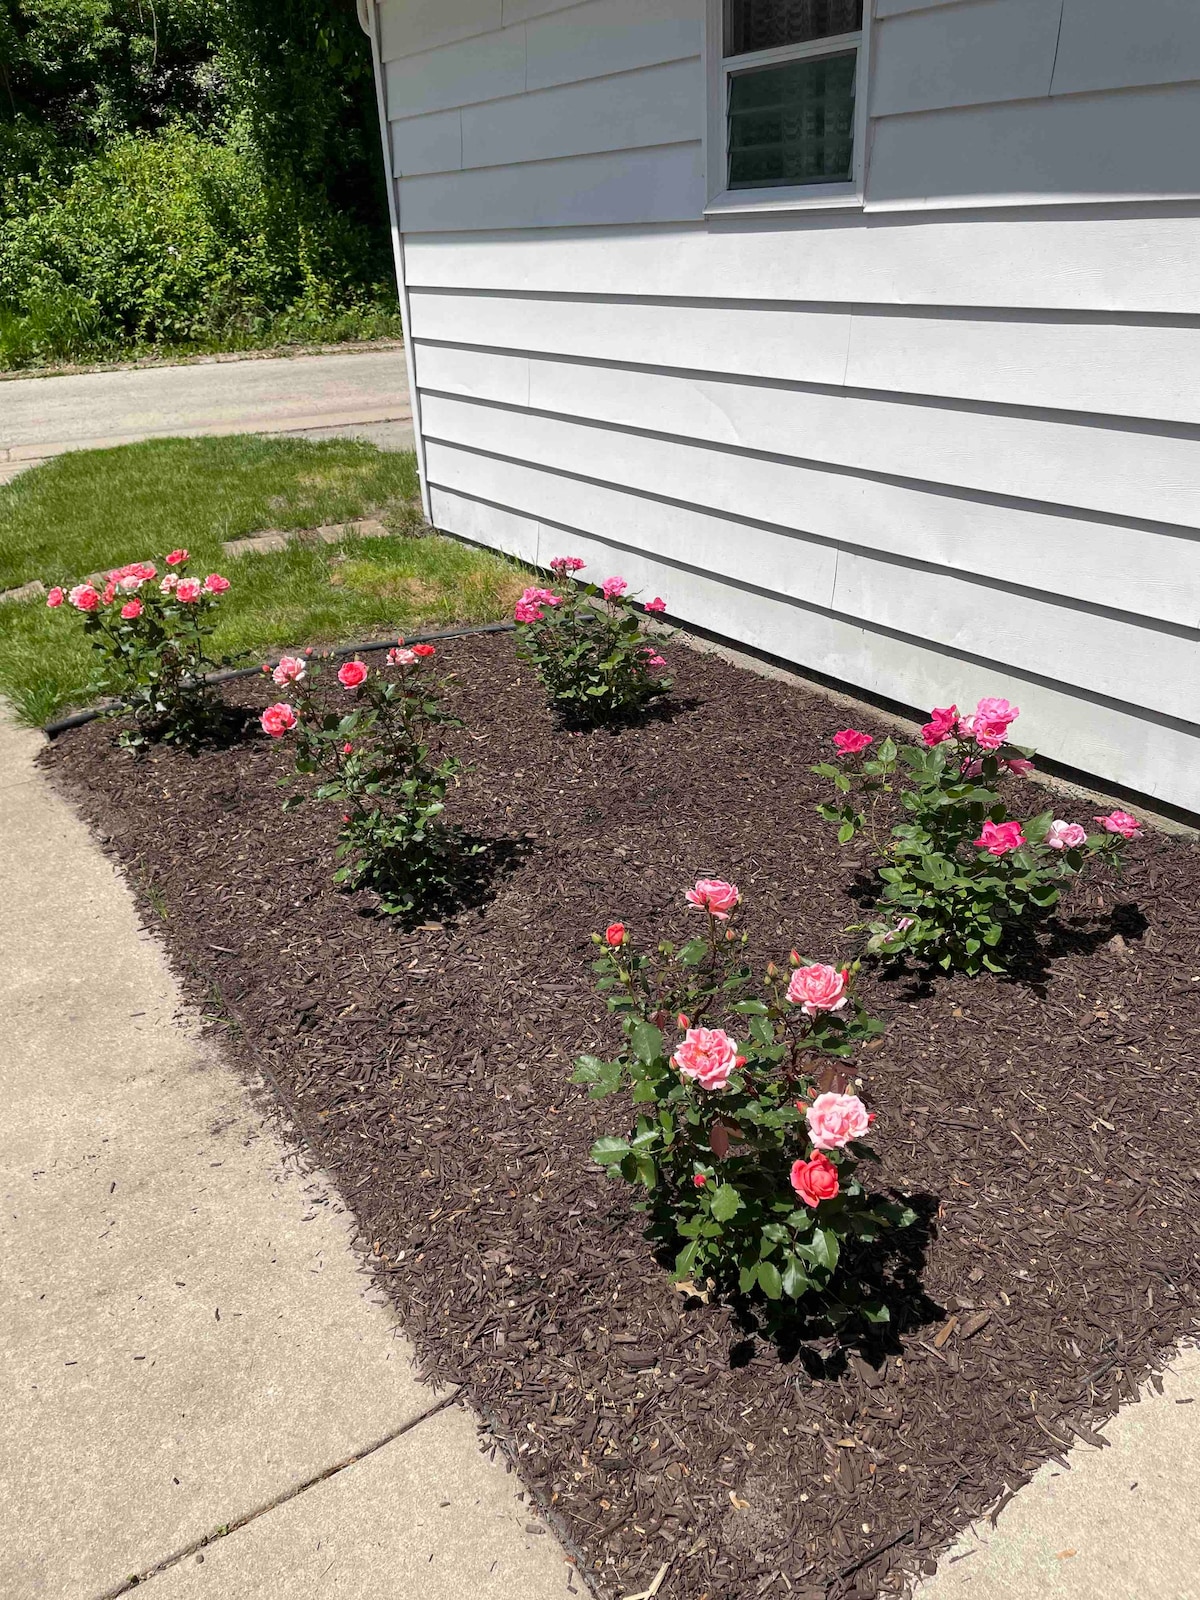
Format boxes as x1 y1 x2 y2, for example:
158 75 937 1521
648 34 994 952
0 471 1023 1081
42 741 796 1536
375 0 1200 811
391 109 463 177
408 290 1200 426
429 483 1200 814
425 438 843 608
423 441 1198 725
871 0 1060 117
459 59 702 170
397 144 706 232
386 25 527 120
379 0 502 60
403 219 1200 314
522 0 701 90
418 394 1200 633
416 343 1200 533
1051 0 1200 96
874 0 966 15
867 83 1200 207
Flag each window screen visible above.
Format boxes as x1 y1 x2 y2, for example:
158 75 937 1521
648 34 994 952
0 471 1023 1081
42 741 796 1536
724 0 863 57
727 49 856 188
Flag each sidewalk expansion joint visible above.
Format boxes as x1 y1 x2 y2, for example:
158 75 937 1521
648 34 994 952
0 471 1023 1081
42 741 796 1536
96 1389 459 1597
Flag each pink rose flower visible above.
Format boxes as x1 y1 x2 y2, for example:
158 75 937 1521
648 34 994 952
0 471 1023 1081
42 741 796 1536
175 578 203 603
160 575 178 594
272 656 306 687
204 573 230 595
338 660 368 688
974 820 1026 855
514 600 542 623
116 574 144 594
1096 810 1141 839
832 728 873 756
790 1151 840 1208
604 922 626 947
1004 757 1035 777
260 703 297 738
672 1027 739 1092
411 643 436 658
1046 819 1088 850
921 704 959 747
787 963 850 1015
46 587 64 608
165 548 189 566
645 653 666 670
342 742 353 755
101 580 117 605
601 577 628 600
693 1173 708 1188
388 647 418 667
965 696 1020 750
549 556 585 574
68 584 100 612
120 599 143 620
685 878 740 919
644 596 667 613
806 1091 871 1152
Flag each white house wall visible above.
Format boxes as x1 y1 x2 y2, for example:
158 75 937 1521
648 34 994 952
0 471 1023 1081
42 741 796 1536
377 0 1200 813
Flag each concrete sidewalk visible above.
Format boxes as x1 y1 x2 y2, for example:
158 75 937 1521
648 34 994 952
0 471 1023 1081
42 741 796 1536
0 710 574 1600
915 1346 1200 1600
0 347 414 482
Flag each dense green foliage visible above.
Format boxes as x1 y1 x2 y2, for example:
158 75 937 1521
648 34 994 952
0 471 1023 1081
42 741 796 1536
0 0 400 366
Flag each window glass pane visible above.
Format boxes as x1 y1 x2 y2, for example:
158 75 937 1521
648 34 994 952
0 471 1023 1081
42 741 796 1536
725 0 862 57
727 50 856 188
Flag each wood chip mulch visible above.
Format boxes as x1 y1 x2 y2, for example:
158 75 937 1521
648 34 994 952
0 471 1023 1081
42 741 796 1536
42 633 1200 1600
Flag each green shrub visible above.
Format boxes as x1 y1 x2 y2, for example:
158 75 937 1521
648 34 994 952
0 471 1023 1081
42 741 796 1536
0 127 400 366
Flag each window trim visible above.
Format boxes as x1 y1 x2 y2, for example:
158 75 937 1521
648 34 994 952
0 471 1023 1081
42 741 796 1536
704 0 872 217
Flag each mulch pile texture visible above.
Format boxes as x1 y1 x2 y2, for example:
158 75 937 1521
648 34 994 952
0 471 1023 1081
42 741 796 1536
43 634 1200 1600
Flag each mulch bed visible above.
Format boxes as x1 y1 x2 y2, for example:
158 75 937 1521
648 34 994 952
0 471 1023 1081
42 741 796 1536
42 634 1200 1600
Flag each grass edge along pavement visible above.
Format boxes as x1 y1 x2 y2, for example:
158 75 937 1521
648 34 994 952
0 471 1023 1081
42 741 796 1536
0 434 527 726
39 630 1200 1600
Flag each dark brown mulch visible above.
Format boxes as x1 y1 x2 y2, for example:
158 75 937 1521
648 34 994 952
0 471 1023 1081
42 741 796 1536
42 634 1200 1600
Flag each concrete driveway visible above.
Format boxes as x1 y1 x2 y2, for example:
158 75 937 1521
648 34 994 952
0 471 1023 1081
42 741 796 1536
0 346 414 481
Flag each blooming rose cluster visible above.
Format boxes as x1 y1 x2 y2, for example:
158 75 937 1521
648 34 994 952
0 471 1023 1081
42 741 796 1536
685 877 740 919
786 963 849 1014
672 1027 741 1092
514 586 562 624
922 696 1020 751
1097 809 1141 839
549 555 586 575
51 555 228 615
261 702 297 738
600 576 628 601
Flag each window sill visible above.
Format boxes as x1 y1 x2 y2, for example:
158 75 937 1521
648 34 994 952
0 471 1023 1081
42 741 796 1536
704 185 865 218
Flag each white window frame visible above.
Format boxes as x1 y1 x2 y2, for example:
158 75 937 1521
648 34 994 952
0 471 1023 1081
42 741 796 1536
704 0 872 217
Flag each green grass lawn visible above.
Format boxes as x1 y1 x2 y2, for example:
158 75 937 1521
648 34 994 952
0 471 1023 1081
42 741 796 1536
0 435 526 725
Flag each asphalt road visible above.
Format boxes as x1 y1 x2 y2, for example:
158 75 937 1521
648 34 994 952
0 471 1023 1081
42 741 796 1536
0 346 414 481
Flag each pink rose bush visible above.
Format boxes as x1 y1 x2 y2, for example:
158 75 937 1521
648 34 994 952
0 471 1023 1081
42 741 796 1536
814 692 1139 973
262 639 470 919
47 549 234 747
574 880 912 1317
513 554 674 726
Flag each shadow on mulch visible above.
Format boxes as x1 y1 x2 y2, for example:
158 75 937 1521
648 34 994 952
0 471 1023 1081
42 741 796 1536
40 633 1200 1600
723 1193 946 1378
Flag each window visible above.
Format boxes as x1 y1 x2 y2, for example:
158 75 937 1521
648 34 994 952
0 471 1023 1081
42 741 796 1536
710 0 868 210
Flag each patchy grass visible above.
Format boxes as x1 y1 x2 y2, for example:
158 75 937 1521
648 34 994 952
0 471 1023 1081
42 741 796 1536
0 435 526 725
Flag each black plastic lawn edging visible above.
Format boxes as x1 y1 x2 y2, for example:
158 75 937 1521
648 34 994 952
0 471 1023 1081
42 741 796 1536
41 621 517 739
